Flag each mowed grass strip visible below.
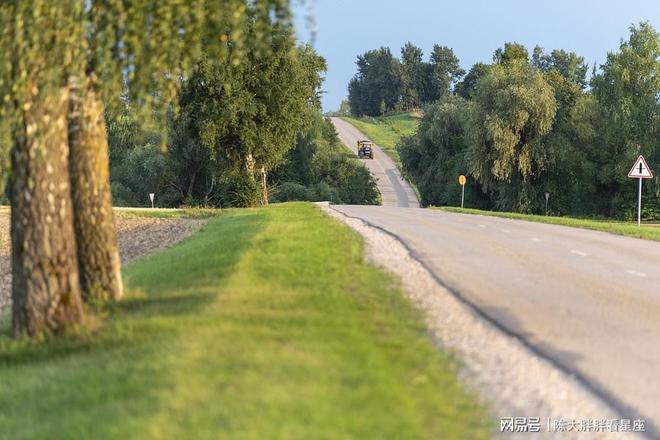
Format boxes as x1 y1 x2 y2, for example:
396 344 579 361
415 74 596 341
438 206 660 242
0 202 490 439
340 113 420 167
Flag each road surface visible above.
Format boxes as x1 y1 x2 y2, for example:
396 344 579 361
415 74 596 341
330 117 419 208
332 204 660 433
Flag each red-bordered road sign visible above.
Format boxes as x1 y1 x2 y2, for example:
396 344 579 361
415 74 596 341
628 155 653 179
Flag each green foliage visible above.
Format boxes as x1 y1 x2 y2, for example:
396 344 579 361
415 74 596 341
399 25 659 219
348 47 403 116
455 63 490 99
270 116 380 205
398 97 489 208
348 44 464 116
468 58 557 211
167 27 326 207
0 1 296 131
427 45 465 101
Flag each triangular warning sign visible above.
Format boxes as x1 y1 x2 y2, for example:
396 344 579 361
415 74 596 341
628 155 654 179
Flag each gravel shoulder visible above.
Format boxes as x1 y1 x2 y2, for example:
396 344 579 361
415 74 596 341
0 208 207 312
319 203 644 439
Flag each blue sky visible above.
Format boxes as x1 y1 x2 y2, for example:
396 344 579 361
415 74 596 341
293 0 660 111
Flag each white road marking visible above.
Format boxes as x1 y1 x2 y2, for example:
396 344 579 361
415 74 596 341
626 270 647 278
532 237 542 242
501 229 511 233
571 250 588 257
478 224 486 228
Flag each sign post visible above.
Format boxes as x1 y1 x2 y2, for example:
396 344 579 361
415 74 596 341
544 192 550 216
458 175 467 209
149 193 155 209
627 155 653 227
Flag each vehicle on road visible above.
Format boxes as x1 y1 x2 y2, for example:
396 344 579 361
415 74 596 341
357 140 374 159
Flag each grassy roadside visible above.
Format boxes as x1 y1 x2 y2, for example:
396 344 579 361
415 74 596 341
340 113 420 167
0 203 489 439
438 207 660 242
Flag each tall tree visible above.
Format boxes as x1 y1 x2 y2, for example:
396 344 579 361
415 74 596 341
493 42 529 64
468 57 557 212
427 45 465 101
590 22 659 215
348 47 402 116
1 2 86 335
400 42 425 110
0 0 296 336
532 46 588 88
455 63 490 100
172 33 326 207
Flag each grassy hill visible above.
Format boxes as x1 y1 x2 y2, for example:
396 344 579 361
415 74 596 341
0 203 489 439
340 113 420 167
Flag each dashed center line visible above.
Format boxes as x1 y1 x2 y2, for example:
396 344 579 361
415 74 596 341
571 250 588 257
501 229 511 233
531 237 542 242
626 270 647 278
478 224 486 228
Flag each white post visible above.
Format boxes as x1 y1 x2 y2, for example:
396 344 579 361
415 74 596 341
637 178 642 227
461 183 465 209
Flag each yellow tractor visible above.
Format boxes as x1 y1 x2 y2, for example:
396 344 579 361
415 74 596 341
357 140 374 159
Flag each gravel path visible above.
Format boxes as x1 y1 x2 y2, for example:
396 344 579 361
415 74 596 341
0 208 207 312
319 203 644 439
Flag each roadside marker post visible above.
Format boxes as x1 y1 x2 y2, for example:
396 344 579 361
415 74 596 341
544 192 550 216
627 155 653 227
458 175 467 209
149 193 155 209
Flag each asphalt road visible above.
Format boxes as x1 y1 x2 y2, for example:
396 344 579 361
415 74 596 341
330 117 419 208
332 204 660 433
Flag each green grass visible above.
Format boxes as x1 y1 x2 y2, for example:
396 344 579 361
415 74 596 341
341 113 420 167
438 207 660 242
0 202 490 439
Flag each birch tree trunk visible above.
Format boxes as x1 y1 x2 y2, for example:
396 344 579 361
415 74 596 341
68 78 123 301
11 88 85 336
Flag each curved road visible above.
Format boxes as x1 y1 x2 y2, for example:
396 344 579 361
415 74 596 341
332 204 660 434
330 117 419 208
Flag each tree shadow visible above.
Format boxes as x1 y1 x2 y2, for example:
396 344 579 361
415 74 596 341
0 210 264 367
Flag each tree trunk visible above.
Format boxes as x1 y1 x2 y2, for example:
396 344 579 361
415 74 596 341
68 79 122 302
11 89 85 336
260 166 269 206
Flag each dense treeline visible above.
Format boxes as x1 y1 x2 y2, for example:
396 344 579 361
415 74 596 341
348 43 463 116
395 23 659 218
106 34 378 208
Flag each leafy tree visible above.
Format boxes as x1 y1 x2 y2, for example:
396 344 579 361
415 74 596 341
426 45 465 101
271 115 379 205
532 46 588 88
493 42 529 64
468 58 557 212
171 31 326 207
590 22 659 216
455 63 490 100
398 96 488 207
400 42 425 110
348 47 402 116
0 0 296 336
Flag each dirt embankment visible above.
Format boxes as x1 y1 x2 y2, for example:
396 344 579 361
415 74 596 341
0 209 207 312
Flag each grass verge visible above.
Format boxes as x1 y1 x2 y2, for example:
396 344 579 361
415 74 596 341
0 202 489 439
438 207 660 242
340 113 419 167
